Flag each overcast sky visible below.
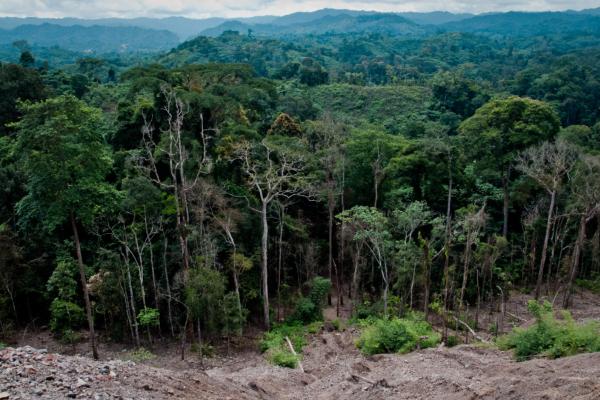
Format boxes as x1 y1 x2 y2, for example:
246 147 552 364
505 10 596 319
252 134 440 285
1 0 600 19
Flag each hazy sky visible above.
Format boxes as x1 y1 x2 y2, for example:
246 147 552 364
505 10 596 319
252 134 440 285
1 0 600 19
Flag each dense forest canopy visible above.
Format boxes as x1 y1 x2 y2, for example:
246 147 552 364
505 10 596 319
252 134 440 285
2 8 600 360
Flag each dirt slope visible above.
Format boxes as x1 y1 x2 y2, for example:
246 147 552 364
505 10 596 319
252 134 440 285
0 346 260 400
208 329 600 400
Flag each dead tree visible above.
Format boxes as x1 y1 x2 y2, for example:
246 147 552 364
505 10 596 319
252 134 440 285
517 140 577 299
234 138 311 330
563 155 600 307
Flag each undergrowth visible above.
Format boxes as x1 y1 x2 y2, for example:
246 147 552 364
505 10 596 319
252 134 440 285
261 277 332 368
356 312 440 355
127 347 156 362
260 322 306 368
497 300 600 361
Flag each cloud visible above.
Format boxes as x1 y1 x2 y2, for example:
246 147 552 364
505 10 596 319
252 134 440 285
1 0 599 18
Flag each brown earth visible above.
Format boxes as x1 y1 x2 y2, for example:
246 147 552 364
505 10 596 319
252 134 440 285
2 288 600 400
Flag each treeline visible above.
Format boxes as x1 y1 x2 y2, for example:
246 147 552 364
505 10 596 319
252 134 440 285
1 29 600 359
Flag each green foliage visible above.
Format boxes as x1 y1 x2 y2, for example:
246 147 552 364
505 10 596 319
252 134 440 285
137 308 160 328
127 347 156 362
0 342 6 350
356 315 441 355
15 94 117 231
270 350 300 368
289 277 331 324
222 292 247 337
261 322 307 369
446 335 459 347
46 251 78 301
185 266 226 334
190 342 215 357
49 298 85 334
498 300 600 361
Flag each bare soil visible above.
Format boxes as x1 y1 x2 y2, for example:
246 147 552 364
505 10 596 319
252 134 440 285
2 288 600 400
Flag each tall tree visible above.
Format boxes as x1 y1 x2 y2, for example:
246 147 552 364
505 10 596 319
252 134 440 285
563 155 600 307
517 139 577 299
459 97 560 237
235 136 311 329
15 95 116 359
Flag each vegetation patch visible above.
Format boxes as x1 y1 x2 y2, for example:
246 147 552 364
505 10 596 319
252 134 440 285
126 347 156 362
356 314 441 355
498 300 600 361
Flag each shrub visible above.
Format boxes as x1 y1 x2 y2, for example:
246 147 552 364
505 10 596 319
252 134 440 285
289 277 332 324
0 342 6 350
127 347 156 362
260 323 307 369
270 350 300 368
356 315 441 355
290 297 319 324
497 300 600 361
137 308 160 328
446 335 459 347
59 329 82 344
49 298 85 335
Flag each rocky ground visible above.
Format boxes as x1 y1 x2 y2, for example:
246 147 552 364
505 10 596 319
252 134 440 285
2 289 600 400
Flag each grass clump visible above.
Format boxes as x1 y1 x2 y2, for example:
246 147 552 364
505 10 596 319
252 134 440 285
127 347 156 362
260 323 306 368
270 350 300 368
497 300 600 361
356 313 440 355
0 342 6 350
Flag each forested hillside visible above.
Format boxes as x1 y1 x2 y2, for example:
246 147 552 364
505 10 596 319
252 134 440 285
2 8 600 372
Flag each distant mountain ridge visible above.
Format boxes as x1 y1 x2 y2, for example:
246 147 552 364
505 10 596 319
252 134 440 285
200 13 428 37
0 23 179 53
1 7 600 55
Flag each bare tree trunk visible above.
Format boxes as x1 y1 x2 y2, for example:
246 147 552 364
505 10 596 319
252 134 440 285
502 167 510 237
351 243 363 310
328 190 334 306
422 239 431 320
442 168 453 341
536 190 556 299
163 236 175 337
563 215 586 308
261 201 270 330
71 213 98 360
277 204 284 322
459 226 472 310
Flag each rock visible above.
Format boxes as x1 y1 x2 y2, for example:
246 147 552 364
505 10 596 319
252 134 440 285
76 378 89 388
0 392 10 400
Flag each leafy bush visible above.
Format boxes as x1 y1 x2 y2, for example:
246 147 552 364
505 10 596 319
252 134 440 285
356 315 441 355
59 329 81 345
289 277 332 324
260 323 307 369
270 350 301 368
446 335 459 347
49 298 85 335
137 308 160 328
290 297 319 324
497 300 600 361
127 347 156 362
190 342 215 357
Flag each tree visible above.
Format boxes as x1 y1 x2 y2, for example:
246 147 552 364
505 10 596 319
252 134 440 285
234 136 311 329
309 115 347 308
459 97 560 237
516 139 577 299
15 95 116 359
563 155 600 307
338 206 393 317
